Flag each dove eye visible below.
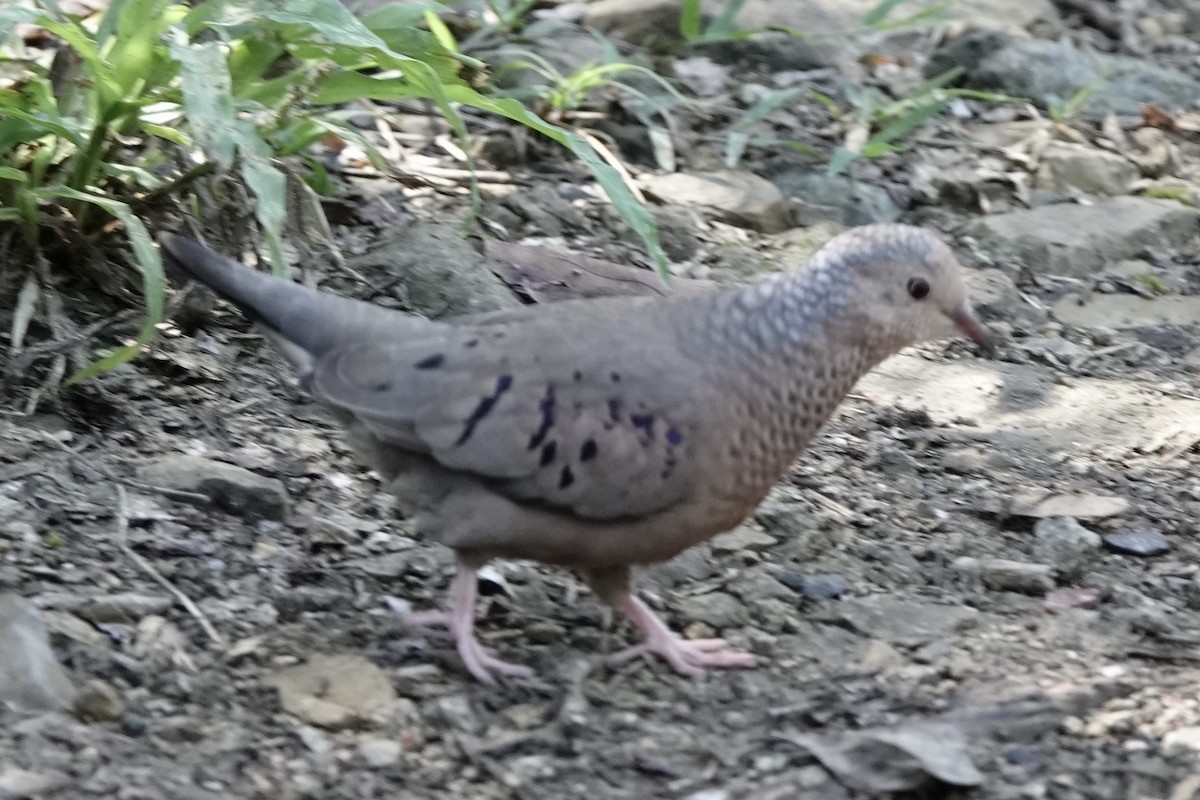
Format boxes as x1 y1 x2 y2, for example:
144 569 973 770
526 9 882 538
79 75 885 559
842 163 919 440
906 277 930 300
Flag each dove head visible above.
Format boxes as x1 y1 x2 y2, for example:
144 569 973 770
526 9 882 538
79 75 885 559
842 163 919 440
813 224 993 357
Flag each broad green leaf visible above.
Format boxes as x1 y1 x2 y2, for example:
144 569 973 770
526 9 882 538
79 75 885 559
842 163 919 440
233 119 288 276
171 32 236 168
0 7 40 43
310 70 421 105
212 0 389 52
104 0 177 97
0 166 28 182
139 121 191 145
1 107 86 148
0 209 22 221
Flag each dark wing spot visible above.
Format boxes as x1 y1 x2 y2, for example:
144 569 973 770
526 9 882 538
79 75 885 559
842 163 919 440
370 380 393 392
527 385 556 450
540 441 557 465
580 439 597 461
610 372 621 383
455 374 513 446
607 398 622 423
573 370 582 382
415 354 445 370
465 339 479 349
559 464 575 489
666 426 683 446
631 414 655 435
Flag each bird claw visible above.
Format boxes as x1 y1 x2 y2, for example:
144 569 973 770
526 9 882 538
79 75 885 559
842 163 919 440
611 595 755 676
457 634 535 685
609 634 755 676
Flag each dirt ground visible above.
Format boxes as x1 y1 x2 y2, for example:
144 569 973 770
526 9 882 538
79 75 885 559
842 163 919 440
5 1 1200 798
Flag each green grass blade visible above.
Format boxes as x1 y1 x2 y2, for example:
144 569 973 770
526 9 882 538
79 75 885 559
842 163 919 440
707 0 746 37
42 188 164 384
443 85 667 277
680 0 702 39
233 119 288 276
870 96 950 147
861 0 909 28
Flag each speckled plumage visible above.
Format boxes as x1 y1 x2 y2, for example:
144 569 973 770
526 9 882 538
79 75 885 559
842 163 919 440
160 223 991 683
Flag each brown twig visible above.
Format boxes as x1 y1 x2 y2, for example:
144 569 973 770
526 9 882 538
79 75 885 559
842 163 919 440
113 484 225 646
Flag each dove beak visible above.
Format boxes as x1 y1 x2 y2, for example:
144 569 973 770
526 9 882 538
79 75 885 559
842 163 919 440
949 305 995 358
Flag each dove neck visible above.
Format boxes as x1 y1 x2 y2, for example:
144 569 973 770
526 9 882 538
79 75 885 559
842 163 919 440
714 268 886 370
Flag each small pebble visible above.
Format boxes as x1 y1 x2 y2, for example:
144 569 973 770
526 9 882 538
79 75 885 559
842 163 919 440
1102 530 1169 557
120 714 149 737
357 738 403 767
1043 587 1101 615
1004 745 1044 771
74 680 125 723
776 571 845 600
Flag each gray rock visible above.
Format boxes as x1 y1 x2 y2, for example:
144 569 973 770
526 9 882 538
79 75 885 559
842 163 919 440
1009 490 1130 519
344 552 412 579
928 31 1200 120
272 654 398 730
501 183 589 238
788 573 846 600
858 638 905 674
979 558 1055 594
941 446 988 475
838 597 979 646
0 767 70 798
348 222 520 320
640 170 789 232
357 737 403 767
1035 143 1138 197
710 526 777 553
1018 336 1090 366
770 171 901 227
74 593 173 623
966 196 1197 278
0 593 77 711
1052 293 1200 330
688 591 743 628
139 455 289 521
1032 517 1101 579
437 694 481 733
74 678 125 722
1102 529 1169 557
652 206 702 262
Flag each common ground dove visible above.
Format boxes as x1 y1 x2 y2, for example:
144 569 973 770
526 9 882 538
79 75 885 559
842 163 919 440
160 224 992 683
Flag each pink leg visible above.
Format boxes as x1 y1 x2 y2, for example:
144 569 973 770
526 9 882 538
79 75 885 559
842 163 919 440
609 595 755 676
398 565 534 685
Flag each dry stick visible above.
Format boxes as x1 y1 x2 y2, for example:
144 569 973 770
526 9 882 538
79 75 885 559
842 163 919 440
113 484 225 646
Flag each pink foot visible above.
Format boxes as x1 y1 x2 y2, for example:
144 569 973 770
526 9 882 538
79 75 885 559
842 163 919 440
609 596 755 676
397 567 533 685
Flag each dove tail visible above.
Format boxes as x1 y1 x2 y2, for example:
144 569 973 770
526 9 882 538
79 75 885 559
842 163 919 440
159 233 378 370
